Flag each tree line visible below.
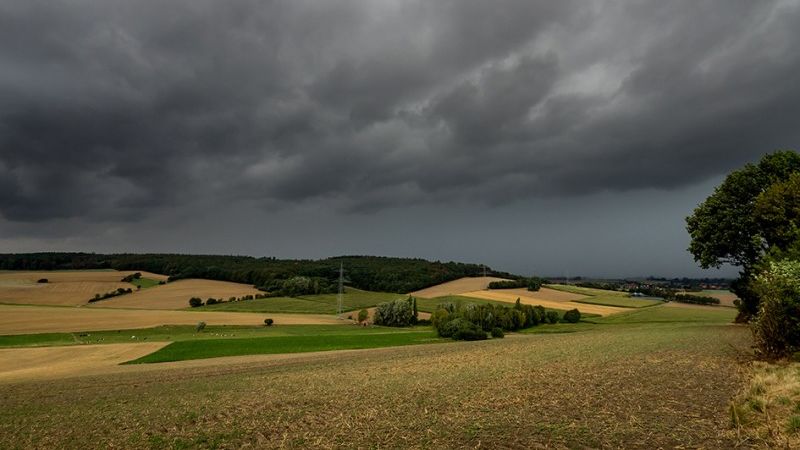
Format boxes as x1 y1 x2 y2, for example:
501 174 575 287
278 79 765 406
0 253 517 294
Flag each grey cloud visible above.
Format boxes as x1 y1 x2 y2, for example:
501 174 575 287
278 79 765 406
1 0 799 223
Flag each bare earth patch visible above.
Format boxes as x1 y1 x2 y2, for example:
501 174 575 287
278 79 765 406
0 304 342 335
0 342 167 384
89 279 263 310
411 276 511 298
461 288 626 316
0 270 168 306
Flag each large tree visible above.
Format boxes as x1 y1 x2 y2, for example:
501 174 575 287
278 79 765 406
686 150 800 319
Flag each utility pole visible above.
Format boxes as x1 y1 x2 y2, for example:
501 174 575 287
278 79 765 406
337 262 344 317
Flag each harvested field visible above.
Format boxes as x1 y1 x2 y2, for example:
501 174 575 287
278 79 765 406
0 304 342 335
693 289 739 307
0 318 751 448
411 276 511 298
0 270 168 306
90 279 263 310
462 288 626 316
0 343 167 384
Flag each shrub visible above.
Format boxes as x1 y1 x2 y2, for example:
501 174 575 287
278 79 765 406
264 318 274 326
546 310 560 324
195 321 206 332
358 309 369 323
451 320 488 341
373 299 415 327
752 259 800 358
206 298 218 305
37 278 48 283
563 308 581 323
491 327 505 338
188 297 203 308
229 296 237 302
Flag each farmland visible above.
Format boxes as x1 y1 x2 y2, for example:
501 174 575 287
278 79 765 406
89 279 264 310
0 270 167 306
0 300 751 448
0 269 764 448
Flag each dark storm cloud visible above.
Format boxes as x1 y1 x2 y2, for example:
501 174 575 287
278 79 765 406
1 0 799 222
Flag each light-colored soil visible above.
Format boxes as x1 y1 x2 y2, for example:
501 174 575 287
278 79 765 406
89 279 263 310
0 270 168 306
0 304 343 335
0 342 168 384
461 289 627 316
411 276 512 298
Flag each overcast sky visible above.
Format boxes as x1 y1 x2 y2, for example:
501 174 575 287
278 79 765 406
1 0 799 277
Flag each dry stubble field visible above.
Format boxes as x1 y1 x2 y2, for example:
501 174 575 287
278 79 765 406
0 312 751 449
0 270 168 306
89 278 264 310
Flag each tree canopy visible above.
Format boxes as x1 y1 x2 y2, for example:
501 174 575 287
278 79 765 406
686 150 800 319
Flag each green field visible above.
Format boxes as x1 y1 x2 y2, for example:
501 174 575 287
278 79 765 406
199 288 403 314
573 295 663 308
128 330 444 364
129 277 161 289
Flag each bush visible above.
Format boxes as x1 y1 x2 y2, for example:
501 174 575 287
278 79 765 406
188 297 203 308
752 259 800 358
491 327 505 338
452 320 488 341
264 318 274 326
672 294 720 305
37 278 48 283
206 298 218 305
358 309 369 323
195 321 206 332
562 308 581 323
546 310 560 324
373 299 415 327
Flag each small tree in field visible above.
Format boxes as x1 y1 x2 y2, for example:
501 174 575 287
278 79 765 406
358 309 369 323
563 308 581 323
188 297 203 308
264 318 274 327
195 321 206 332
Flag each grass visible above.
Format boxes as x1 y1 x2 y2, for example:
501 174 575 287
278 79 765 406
573 295 663 308
0 324 416 348
729 361 800 448
129 277 161 290
199 288 403 314
0 305 751 449
127 329 444 364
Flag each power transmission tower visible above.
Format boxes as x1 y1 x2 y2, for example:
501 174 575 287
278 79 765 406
337 262 344 317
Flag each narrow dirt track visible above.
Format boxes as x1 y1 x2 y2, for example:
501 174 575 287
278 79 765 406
0 304 343 335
